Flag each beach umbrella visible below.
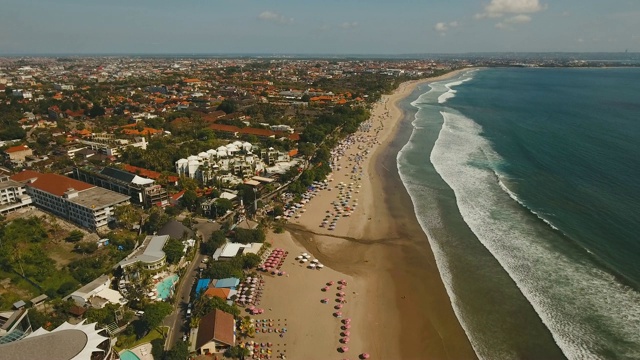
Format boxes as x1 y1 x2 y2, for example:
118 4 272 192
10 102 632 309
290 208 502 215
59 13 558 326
361 353 370 359
312 259 319 263
302 252 308 257
340 279 346 284
322 287 329 291
335 304 343 309
342 331 351 336
341 337 350 343
304 255 311 259
341 346 349 353
301 258 308 262
334 311 343 317
322 298 329 303
344 324 351 329
317 264 325 269
344 318 351 323
337 285 344 290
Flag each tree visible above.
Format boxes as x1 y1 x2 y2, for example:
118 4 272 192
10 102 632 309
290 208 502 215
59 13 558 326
180 189 198 210
216 99 238 114
213 198 233 217
142 302 173 334
74 242 98 254
163 238 184 264
225 345 250 359
165 341 189 360
65 230 84 243
241 253 261 269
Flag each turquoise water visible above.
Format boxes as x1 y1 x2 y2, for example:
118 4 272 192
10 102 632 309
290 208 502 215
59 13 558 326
156 274 178 300
398 68 640 359
119 350 141 360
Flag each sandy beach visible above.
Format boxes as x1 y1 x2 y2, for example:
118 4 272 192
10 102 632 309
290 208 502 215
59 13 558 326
255 69 477 360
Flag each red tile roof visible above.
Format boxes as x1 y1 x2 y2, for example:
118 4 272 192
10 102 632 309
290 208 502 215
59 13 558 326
5 145 31 153
123 164 179 183
10 171 94 196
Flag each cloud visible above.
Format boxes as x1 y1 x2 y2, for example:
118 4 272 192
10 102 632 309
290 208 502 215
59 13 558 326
495 14 531 29
258 11 293 24
434 21 459 35
476 0 546 19
434 22 448 32
339 22 359 29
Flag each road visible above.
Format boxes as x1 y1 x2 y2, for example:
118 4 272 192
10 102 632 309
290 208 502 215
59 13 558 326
164 219 222 350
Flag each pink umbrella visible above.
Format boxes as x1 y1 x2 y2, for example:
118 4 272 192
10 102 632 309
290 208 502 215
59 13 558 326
361 353 370 359
338 291 346 296
337 285 344 290
341 337 350 343
322 287 329 292
328 281 335 285
344 318 352 323
335 304 343 309
342 331 350 336
340 346 349 352
339 279 346 284
334 311 343 317
344 324 351 329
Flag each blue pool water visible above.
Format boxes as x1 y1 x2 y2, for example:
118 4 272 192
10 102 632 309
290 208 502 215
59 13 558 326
156 274 178 300
119 350 141 360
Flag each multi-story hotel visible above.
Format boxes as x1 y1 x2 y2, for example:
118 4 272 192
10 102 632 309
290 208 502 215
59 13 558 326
9 171 130 231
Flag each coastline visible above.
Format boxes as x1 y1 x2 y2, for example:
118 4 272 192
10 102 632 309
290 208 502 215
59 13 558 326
281 69 477 359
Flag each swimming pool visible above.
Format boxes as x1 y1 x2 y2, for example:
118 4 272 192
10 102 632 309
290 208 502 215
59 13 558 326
119 350 141 360
156 274 178 300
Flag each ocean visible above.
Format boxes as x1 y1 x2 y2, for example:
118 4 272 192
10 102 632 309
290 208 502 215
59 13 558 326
397 67 640 360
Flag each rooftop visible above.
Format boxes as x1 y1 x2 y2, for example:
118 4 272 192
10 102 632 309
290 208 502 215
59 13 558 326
195 309 235 350
67 187 130 210
117 235 169 268
0 321 111 360
10 171 93 197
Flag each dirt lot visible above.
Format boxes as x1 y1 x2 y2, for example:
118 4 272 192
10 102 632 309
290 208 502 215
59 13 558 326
5 207 100 267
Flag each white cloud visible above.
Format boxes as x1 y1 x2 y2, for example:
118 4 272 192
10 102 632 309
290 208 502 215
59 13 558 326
505 14 531 24
476 0 546 18
339 22 359 29
434 22 449 32
449 21 459 28
258 11 293 25
495 14 531 29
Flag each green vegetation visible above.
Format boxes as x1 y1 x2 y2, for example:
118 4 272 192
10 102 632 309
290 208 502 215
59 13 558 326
163 238 184 264
233 228 265 244
142 302 173 335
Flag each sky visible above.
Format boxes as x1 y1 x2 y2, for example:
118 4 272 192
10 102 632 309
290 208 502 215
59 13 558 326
0 0 639 55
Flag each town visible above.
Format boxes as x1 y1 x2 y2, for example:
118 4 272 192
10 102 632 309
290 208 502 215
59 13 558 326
0 56 456 360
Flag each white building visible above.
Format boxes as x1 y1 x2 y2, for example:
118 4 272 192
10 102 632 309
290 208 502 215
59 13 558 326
10 171 130 231
0 176 32 215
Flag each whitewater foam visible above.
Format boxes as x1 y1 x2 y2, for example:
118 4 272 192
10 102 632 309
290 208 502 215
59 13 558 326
427 110 640 359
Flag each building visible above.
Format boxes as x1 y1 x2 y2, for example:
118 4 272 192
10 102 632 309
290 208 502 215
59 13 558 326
0 175 32 215
195 309 236 355
0 309 32 345
74 166 169 208
115 235 169 272
3 145 32 164
0 320 115 360
67 275 111 307
10 171 130 231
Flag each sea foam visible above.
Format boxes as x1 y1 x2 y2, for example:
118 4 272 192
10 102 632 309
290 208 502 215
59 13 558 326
428 110 640 359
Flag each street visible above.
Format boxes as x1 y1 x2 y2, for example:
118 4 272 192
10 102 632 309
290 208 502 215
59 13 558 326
163 218 221 350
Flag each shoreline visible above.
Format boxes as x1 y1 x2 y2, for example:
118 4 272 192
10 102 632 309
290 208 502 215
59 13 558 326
281 69 477 359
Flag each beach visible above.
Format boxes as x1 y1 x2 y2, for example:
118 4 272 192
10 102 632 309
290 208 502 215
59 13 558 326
253 69 477 359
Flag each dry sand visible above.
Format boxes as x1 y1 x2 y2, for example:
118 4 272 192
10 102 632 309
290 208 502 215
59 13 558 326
256 70 477 360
